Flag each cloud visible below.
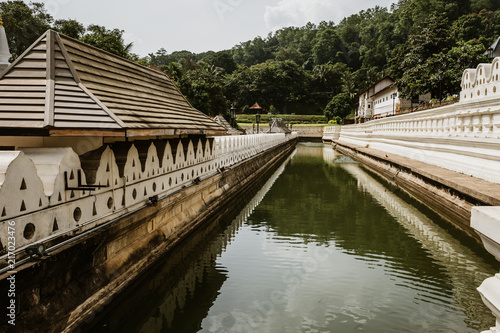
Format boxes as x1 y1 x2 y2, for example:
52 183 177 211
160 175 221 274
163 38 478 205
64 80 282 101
264 0 390 31
264 0 342 31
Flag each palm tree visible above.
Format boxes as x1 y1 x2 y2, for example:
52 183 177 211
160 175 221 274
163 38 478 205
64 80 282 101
341 69 356 99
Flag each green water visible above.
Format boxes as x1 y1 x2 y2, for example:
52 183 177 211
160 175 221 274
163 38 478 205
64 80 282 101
84 143 499 333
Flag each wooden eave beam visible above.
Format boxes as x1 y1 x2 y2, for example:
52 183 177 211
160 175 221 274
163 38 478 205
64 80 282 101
0 128 50 136
125 128 227 137
49 129 126 137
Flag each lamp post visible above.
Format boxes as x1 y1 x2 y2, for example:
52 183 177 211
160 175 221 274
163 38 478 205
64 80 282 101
487 47 494 59
256 113 261 134
438 72 443 105
392 92 397 116
230 104 236 128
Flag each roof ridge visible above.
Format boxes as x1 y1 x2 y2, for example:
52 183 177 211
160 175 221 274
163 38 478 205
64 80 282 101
52 31 125 128
0 30 49 80
44 30 55 126
57 32 171 80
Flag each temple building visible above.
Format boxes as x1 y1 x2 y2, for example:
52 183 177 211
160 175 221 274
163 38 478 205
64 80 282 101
0 29 226 153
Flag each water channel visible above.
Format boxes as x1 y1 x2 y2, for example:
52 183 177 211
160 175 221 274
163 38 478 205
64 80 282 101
83 143 499 333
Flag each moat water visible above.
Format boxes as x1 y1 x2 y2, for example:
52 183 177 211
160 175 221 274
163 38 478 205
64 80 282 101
84 143 499 333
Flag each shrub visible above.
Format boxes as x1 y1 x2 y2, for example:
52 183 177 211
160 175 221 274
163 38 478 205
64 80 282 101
236 114 327 124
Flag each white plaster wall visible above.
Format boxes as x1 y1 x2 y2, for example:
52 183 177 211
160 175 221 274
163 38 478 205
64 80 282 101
471 207 500 333
0 133 296 256
373 88 398 117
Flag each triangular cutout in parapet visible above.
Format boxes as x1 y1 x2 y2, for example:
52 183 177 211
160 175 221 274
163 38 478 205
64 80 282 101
52 218 59 232
20 178 27 190
1 207 6 217
70 170 75 180
58 192 62 201
39 198 43 207
20 200 26 212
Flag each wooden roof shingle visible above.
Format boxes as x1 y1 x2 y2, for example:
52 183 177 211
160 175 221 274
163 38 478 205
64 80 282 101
0 30 226 136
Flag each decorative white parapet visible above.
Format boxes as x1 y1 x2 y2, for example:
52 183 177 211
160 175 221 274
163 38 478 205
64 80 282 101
0 133 297 265
322 126 341 142
461 58 500 104
472 207 500 333
322 56 500 185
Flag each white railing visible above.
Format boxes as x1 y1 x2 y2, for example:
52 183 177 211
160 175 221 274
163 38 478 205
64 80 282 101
322 126 341 141
0 133 297 262
291 126 324 137
338 98 500 139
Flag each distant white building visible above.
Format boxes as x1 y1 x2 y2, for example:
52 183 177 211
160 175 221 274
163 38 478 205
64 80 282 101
356 77 430 123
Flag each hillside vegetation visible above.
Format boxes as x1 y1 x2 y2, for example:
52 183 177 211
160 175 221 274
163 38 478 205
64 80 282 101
2 0 500 120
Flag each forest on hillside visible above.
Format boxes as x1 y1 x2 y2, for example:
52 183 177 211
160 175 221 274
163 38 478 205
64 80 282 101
1 0 500 120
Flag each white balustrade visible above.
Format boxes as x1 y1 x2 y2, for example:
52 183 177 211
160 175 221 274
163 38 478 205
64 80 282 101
0 133 296 259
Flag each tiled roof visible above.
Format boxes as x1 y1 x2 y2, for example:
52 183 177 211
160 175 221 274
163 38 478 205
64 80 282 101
249 102 262 110
213 115 243 135
0 30 226 136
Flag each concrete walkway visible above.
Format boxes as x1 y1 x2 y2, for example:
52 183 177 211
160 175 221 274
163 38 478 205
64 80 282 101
333 140 500 207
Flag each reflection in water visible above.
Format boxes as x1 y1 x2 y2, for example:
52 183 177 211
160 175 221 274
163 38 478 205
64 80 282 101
84 144 499 333
326 147 496 330
82 150 295 333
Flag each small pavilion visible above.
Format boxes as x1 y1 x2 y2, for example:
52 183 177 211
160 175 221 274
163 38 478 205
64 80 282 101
249 102 262 113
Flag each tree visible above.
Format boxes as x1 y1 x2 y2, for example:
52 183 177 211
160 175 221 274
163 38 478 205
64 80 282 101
232 36 274 66
53 19 85 39
431 40 488 96
80 24 133 58
451 11 500 48
205 50 237 74
391 15 452 98
227 60 311 113
470 0 500 12
0 1 52 60
169 59 228 117
310 62 348 106
324 93 352 120
312 28 343 66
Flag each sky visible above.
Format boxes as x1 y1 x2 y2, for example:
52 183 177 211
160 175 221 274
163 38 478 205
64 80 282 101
32 0 397 57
